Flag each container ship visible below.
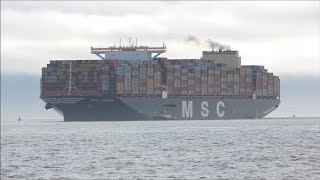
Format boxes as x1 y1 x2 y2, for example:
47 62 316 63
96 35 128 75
41 43 280 121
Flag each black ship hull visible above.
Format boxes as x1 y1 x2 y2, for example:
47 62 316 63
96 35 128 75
42 96 280 121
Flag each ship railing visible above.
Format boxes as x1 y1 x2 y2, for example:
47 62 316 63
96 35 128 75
164 95 278 100
103 94 279 100
41 90 100 97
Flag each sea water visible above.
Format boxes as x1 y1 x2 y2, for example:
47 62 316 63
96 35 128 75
1 118 320 179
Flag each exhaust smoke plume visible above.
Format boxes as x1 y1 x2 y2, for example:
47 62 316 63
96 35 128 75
207 39 230 51
185 35 201 46
185 35 231 51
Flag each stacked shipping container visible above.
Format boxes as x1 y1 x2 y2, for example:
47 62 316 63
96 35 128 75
195 66 201 95
227 70 234 96
220 66 227 96
131 64 139 95
187 67 195 95
267 73 274 97
201 65 208 95
139 64 147 95
41 59 280 99
174 65 181 96
239 67 246 96
273 76 280 97
154 64 162 95
214 66 221 96
208 66 214 95
233 69 240 96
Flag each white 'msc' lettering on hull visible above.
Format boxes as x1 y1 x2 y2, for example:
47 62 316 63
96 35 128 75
182 101 193 118
182 101 225 118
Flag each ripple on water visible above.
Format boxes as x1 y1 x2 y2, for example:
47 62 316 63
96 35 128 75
1 118 320 179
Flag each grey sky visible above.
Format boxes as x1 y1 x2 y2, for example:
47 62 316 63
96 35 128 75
1 1 320 76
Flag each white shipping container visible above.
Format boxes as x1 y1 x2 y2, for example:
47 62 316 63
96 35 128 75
181 76 188 81
147 90 154 95
132 71 139 76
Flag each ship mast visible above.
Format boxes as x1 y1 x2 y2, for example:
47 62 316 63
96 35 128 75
64 62 78 95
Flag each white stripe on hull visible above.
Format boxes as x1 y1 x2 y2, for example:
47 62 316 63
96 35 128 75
49 102 78 104
43 97 85 105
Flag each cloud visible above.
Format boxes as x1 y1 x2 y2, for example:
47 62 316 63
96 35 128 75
1 1 164 17
1 1 319 76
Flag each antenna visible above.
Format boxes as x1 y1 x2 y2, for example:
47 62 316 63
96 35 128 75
136 38 138 47
129 37 131 47
120 38 122 47
64 62 78 95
